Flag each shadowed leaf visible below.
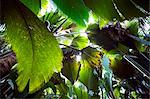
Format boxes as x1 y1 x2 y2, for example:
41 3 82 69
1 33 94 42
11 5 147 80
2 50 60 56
114 0 148 19
61 48 80 84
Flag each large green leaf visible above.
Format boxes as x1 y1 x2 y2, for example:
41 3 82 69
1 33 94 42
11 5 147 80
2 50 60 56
3 0 63 93
52 0 89 27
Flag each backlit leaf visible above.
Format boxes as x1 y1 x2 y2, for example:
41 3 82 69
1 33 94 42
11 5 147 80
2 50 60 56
71 34 89 50
3 0 63 93
37 0 50 17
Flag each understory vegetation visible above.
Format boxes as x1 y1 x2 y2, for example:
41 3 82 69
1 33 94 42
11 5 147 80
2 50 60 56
0 0 149 98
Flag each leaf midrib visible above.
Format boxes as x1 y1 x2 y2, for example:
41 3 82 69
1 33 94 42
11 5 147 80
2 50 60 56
17 4 35 78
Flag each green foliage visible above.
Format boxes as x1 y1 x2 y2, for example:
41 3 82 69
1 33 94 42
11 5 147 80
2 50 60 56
79 47 100 95
71 34 89 50
82 47 101 67
52 0 148 28
101 55 113 93
114 0 148 19
20 0 41 14
52 0 89 27
126 19 139 35
1 0 149 98
113 86 121 98
125 19 144 51
131 91 137 99
106 50 135 78
84 0 122 27
3 0 63 93
62 49 80 84
79 60 99 92
73 81 89 99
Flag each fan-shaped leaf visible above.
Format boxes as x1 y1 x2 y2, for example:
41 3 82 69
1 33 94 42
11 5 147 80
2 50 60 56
82 47 101 67
3 0 63 93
